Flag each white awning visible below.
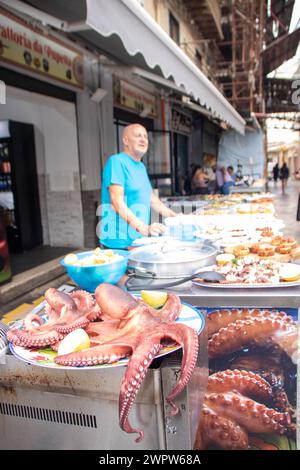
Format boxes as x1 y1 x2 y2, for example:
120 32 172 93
86 0 245 134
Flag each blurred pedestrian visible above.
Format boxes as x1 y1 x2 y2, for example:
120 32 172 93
279 162 289 195
191 166 210 195
215 166 224 194
297 188 300 221
183 164 195 195
222 166 236 195
273 163 279 185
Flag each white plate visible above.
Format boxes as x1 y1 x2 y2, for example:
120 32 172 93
9 302 204 370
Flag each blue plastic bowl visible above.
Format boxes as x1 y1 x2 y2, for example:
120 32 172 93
60 249 129 293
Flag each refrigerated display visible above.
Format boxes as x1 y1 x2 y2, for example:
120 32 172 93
0 205 11 285
0 121 42 253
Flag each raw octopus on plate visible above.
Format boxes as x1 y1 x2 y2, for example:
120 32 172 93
7 283 200 442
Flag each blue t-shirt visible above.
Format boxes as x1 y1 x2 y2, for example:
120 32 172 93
100 152 153 249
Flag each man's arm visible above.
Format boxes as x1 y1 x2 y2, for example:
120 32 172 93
151 192 177 217
109 185 165 236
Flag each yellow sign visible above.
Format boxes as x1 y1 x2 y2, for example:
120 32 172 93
114 78 157 117
0 8 84 89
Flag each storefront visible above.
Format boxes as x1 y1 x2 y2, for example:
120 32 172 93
0 7 85 263
170 107 193 194
0 0 247 264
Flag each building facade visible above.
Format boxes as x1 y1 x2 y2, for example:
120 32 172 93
0 0 244 254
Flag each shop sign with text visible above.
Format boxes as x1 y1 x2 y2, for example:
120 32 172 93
114 78 157 117
0 8 84 88
171 108 192 134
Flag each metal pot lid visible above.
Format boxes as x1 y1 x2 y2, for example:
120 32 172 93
128 240 217 264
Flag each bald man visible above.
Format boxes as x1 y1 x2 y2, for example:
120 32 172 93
100 124 176 249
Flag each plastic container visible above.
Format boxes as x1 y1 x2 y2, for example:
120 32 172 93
60 249 129 292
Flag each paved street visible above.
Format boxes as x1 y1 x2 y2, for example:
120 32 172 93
271 179 300 239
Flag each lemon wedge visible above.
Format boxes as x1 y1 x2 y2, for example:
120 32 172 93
57 328 90 356
279 264 300 282
141 290 168 309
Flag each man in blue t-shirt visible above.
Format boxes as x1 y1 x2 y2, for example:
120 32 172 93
100 124 176 249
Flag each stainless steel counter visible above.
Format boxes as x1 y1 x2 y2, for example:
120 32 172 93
0 335 208 450
162 282 300 308
127 277 300 308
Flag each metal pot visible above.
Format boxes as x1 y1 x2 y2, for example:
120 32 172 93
127 240 218 279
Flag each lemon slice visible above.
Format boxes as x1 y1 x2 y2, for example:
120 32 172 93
57 328 90 356
216 253 235 265
279 264 300 282
141 290 168 309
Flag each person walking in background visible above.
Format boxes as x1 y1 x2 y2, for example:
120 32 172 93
222 166 236 195
273 163 279 185
279 162 289 195
183 163 195 195
191 166 210 195
215 165 224 194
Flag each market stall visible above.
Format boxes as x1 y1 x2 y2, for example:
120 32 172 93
0 192 299 450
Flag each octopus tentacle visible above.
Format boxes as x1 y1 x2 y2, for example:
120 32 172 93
44 304 60 323
51 340 61 352
164 324 199 414
151 294 182 322
273 389 296 418
7 329 28 347
70 290 101 321
208 317 292 359
55 342 132 367
207 308 295 338
54 314 90 334
269 328 298 362
207 308 251 337
205 392 290 434
119 323 198 442
70 290 94 308
119 334 164 443
23 313 44 332
207 370 272 401
14 327 64 347
194 406 249 450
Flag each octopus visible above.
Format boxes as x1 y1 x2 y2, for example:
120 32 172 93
54 283 199 442
7 283 199 443
228 354 296 426
207 308 297 362
200 308 297 449
7 288 101 347
194 369 291 450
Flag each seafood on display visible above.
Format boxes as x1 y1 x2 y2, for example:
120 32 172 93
196 257 300 286
7 284 200 443
194 308 297 450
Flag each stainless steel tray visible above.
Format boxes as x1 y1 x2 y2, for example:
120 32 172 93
128 241 218 279
192 279 300 289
